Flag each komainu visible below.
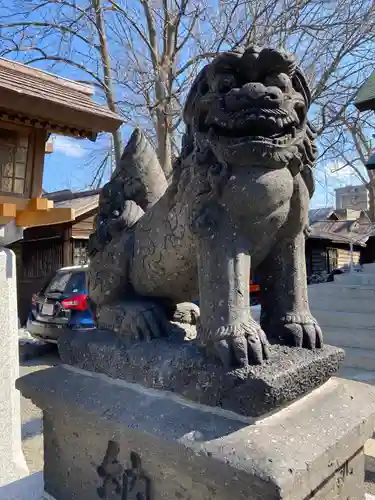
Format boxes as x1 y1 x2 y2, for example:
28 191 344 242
88 46 322 368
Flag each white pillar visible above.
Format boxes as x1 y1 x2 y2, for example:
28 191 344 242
0 248 28 485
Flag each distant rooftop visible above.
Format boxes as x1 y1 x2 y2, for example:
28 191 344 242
0 57 123 140
308 207 335 224
43 188 99 219
308 206 375 246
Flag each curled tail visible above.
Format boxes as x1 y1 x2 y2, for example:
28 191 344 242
113 127 168 211
88 128 168 257
88 128 168 306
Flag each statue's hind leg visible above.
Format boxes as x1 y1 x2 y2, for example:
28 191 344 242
258 175 323 349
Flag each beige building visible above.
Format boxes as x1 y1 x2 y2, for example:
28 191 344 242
335 184 369 211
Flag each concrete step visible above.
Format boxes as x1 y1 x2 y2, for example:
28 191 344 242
252 304 375 333
309 295 375 314
340 346 375 372
250 306 375 368
334 272 375 286
322 328 375 352
312 310 375 330
308 283 375 300
338 367 375 385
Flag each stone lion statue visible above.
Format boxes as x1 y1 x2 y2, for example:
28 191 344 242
87 45 322 368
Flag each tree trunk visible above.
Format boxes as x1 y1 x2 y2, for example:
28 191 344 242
111 130 122 171
155 109 173 177
92 0 122 168
151 69 172 176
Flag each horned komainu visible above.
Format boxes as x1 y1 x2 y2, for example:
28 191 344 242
87 46 322 368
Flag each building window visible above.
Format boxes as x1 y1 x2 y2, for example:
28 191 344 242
0 128 29 195
73 240 89 266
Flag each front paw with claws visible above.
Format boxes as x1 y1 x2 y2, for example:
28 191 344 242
262 312 323 349
199 320 270 369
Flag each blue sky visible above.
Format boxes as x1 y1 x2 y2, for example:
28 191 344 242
1 1 369 207
44 134 118 192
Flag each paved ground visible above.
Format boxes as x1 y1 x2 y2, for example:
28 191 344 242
20 349 60 474
18 348 375 495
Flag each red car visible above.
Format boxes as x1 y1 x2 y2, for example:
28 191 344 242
250 276 260 305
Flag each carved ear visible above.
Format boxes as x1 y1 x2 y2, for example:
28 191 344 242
112 128 168 212
292 66 312 108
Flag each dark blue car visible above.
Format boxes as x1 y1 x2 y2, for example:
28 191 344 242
27 265 95 344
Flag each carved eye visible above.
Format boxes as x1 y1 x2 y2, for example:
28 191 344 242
264 73 292 92
210 73 236 93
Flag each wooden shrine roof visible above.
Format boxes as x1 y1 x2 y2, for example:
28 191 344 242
0 58 123 140
354 70 375 112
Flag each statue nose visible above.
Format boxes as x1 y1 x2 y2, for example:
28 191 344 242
240 83 283 103
240 82 266 99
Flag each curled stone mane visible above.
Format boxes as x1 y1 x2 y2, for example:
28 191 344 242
168 126 231 234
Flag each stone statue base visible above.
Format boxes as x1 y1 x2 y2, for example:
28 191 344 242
17 364 375 500
58 329 344 417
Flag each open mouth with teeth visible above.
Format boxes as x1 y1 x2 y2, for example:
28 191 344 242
183 46 313 165
201 105 302 147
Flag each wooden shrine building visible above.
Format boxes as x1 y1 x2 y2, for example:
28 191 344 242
0 57 122 232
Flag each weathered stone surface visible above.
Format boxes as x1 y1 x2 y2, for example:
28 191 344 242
17 366 375 500
87 46 322 368
0 248 29 486
58 329 344 417
95 301 197 344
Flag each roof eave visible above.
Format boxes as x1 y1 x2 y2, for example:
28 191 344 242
354 97 375 112
0 87 123 137
309 234 367 247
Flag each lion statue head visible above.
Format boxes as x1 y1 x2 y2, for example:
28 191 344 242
182 46 317 189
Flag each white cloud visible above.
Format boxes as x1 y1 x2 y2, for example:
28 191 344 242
52 135 87 158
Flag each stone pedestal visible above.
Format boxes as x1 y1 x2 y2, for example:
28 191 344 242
0 248 29 487
17 363 375 500
57 329 344 417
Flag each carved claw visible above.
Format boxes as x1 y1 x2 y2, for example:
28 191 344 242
202 320 270 369
263 312 323 349
97 300 172 343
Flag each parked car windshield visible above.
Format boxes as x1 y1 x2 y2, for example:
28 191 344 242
44 271 86 295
